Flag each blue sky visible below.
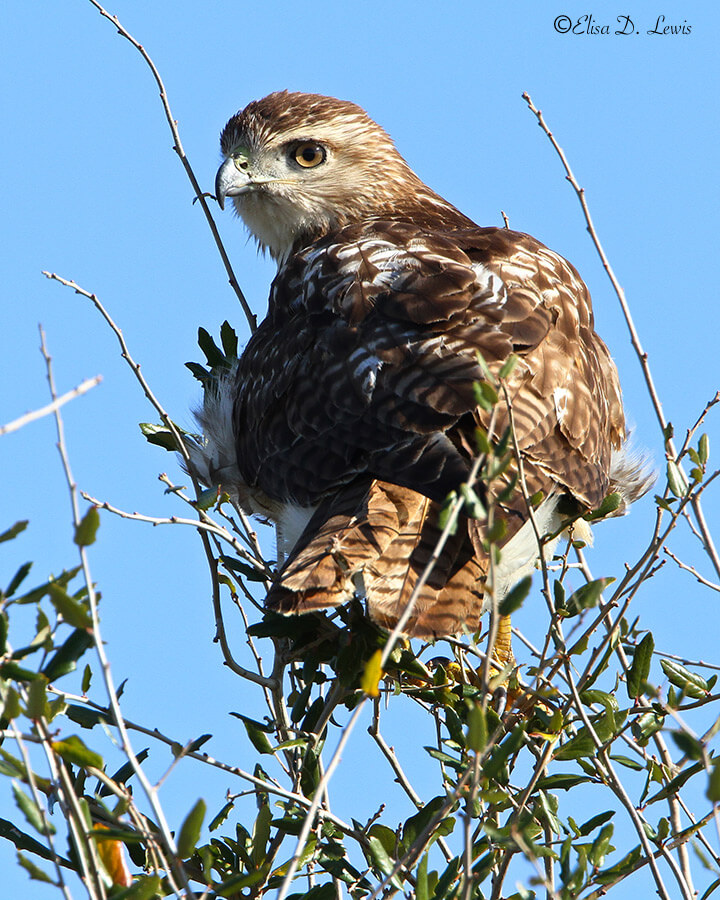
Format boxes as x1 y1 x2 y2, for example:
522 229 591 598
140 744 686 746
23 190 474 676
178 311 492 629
2 1 719 896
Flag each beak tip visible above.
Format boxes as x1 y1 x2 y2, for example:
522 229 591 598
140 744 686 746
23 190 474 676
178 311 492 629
215 158 231 212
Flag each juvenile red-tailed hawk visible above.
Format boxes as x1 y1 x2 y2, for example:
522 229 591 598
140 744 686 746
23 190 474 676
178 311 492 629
191 91 649 647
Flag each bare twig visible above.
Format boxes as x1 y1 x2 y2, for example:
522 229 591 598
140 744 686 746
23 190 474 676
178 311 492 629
663 546 720 592
39 328 195 899
0 375 101 436
86 0 255 331
522 91 720 582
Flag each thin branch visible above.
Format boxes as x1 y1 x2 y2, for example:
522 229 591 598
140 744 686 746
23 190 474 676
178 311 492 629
276 703 369 900
81 490 270 577
42 272 191 465
39 328 194 899
8 719 75 898
0 375 101 436
86 0 255 331
522 91 720 582
663 546 720 592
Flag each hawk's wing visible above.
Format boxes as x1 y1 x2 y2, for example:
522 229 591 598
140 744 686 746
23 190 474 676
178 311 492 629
234 222 624 506
232 222 627 636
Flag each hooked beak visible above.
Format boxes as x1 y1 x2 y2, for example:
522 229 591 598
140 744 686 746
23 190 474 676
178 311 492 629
215 156 251 210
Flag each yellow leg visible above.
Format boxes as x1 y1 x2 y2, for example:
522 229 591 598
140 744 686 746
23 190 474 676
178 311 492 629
491 614 514 668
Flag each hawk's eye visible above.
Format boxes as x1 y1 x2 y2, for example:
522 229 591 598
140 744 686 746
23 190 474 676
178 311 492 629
291 142 327 169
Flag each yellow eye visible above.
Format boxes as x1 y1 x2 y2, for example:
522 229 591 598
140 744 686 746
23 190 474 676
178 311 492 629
292 142 327 168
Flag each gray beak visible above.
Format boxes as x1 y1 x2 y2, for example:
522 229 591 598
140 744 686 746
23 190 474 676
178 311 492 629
215 157 248 210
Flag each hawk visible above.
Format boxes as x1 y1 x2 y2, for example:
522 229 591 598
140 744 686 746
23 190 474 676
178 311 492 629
191 91 649 651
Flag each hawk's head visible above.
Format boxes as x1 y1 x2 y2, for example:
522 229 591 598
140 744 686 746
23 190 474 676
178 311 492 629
215 91 467 262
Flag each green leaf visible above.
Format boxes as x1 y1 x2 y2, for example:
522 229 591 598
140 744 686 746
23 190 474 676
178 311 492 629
486 517 507 543
579 810 615 836
433 857 460 899
584 492 622 521
42 628 95 682
16 852 54 884
66 703 111 729
220 555 268 582
0 685 22 720
609 754 644 771
198 327 227 367
483 723 526 780
74 506 100 547
498 575 531 616
647 760 704 805
6 561 33 598
699 433 710 466
632 711 665 746
278 884 333 900
139 422 181 452
627 632 654 698
176 798 206 858
47 584 92 630
589 823 615 867
536 773 594 791
568 632 589 657
0 661 39 683
402 796 447 848
416 852 430 900
366 835 401 886
660 659 709 699
215 870 267 896
0 521 29 543
209 801 234 832
672 730 704 760
184 361 210 383
565 578 614 617
99 749 150 797
14 566 81 606
667 460 689 498
300 745 321 795
707 760 720 802
0 612 7 654
498 354 519 380
473 380 498 412
368 823 398 859
460 483 486 520
46 696 67 724
109 875 163 900
51 735 103 769
251 802 272 866
220 321 238 358
0 749 26 781
466 703 488 752
595 844 642 884
194 488 217 511
437 491 458 534
13 783 50 835
443 706 465 747
474 427 491 455
424 747 464 772
26 676 49 721
553 728 596 761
